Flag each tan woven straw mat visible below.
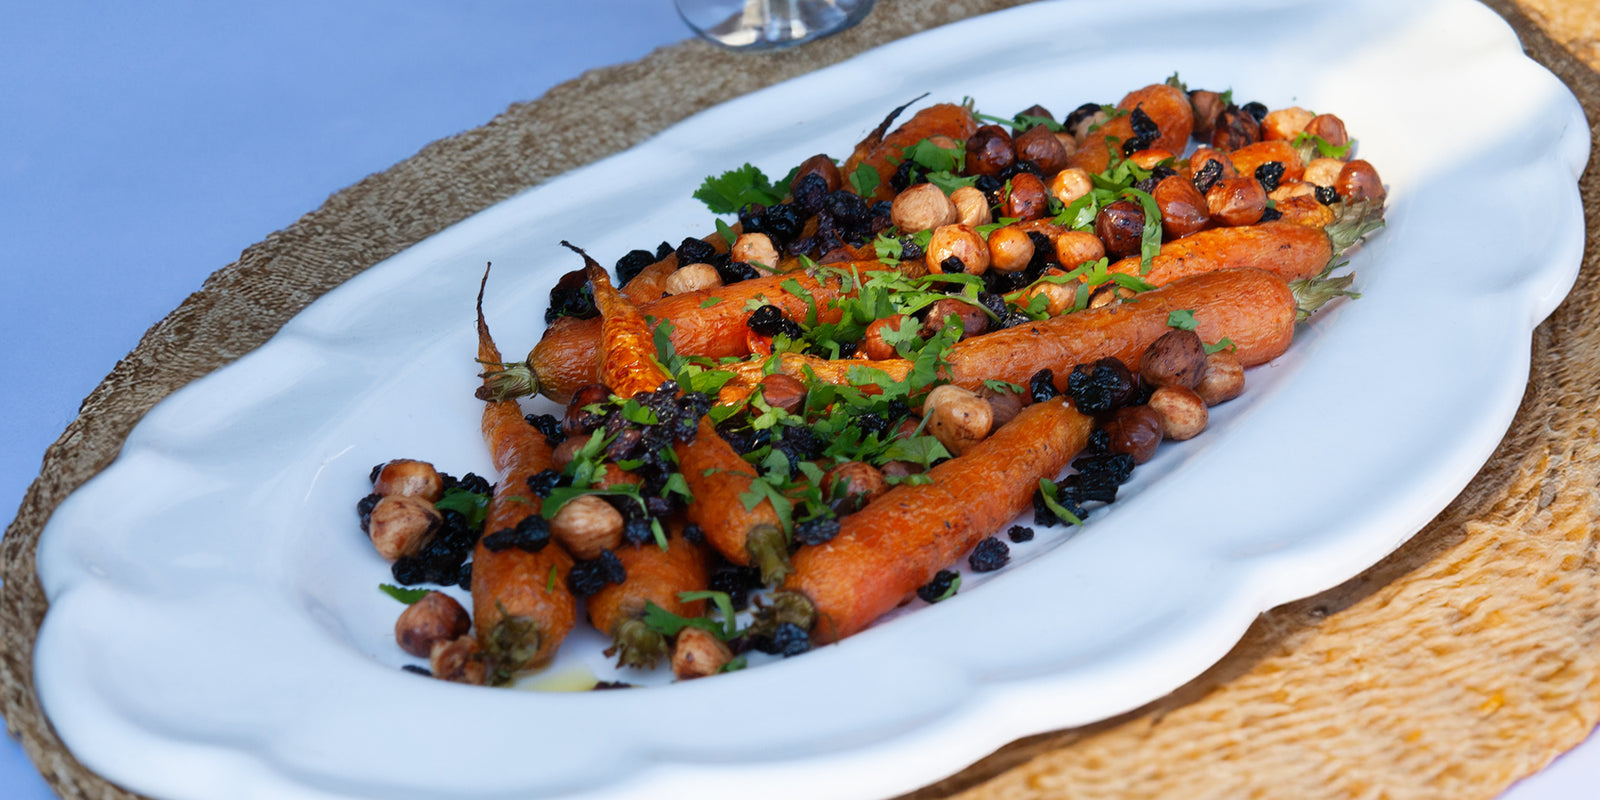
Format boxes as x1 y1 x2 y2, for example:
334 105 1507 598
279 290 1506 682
3 0 1598 797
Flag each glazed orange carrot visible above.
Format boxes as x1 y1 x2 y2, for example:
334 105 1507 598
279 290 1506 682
528 260 880 402
841 102 978 202
470 270 577 683
585 521 712 669
1069 83 1194 175
1104 200 1383 285
712 268 1300 406
573 245 794 585
783 397 1092 642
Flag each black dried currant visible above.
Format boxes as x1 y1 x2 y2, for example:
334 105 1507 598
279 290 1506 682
614 249 659 285
917 569 960 603
1241 101 1269 122
1065 358 1137 413
1007 525 1035 543
1030 368 1059 403
1254 162 1286 193
768 622 811 657
525 413 566 447
1315 184 1340 205
794 517 842 547
968 537 1010 572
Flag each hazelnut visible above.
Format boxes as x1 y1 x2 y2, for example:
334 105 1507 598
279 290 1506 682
664 263 723 295
372 459 444 502
563 383 612 435
791 153 841 193
986 391 1024 433
1147 385 1208 441
965 124 1016 176
1020 270 1076 316
923 384 993 456
987 225 1036 273
1153 175 1211 239
949 185 993 227
926 224 990 275
549 495 624 560
1095 199 1146 260
1189 90 1227 141
921 298 988 340
1049 168 1094 206
395 591 472 658
1211 106 1262 150
758 373 808 414
1269 180 1317 203
1194 350 1245 406
1261 107 1315 141
730 233 780 270
429 635 487 685
879 460 920 481
671 626 733 680
1103 405 1163 464
1015 124 1069 174
1305 114 1349 151
822 461 889 515
1302 157 1345 188
1139 329 1208 389
1127 148 1175 170
1002 172 1049 221
861 315 917 360
1205 177 1267 227
367 495 442 562
890 183 958 234
1088 284 1135 309
1335 159 1385 204
1052 132 1080 158
1053 230 1107 270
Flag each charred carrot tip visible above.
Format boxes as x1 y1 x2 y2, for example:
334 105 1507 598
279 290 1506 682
612 618 667 670
746 524 794 587
485 613 542 686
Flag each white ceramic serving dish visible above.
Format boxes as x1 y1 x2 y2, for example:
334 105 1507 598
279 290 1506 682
35 0 1589 797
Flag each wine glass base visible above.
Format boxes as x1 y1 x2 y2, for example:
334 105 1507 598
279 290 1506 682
675 0 876 51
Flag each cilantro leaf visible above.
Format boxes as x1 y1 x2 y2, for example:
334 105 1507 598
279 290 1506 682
434 486 489 530
848 163 880 197
1167 309 1199 330
1204 337 1236 354
693 164 785 214
380 583 431 604
1037 479 1084 526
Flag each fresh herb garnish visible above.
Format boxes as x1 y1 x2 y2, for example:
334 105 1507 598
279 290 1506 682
380 584 431 604
693 163 786 214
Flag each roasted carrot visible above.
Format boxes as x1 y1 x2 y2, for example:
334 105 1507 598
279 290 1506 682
1069 83 1194 175
573 244 794 585
713 268 1301 406
585 521 712 669
841 101 978 202
1104 200 1383 285
528 260 881 402
783 396 1092 642
470 269 577 683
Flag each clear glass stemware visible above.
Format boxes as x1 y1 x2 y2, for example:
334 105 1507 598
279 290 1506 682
674 0 876 50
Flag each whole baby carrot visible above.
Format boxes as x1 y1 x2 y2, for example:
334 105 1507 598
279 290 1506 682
470 268 577 684
572 244 795 585
783 396 1092 642
585 520 712 669
1104 201 1383 286
711 268 1301 405
528 261 874 402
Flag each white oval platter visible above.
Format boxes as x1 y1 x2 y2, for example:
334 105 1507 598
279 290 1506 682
34 0 1589 798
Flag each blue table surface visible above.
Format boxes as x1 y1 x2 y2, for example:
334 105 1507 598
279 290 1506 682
1 2 1594 797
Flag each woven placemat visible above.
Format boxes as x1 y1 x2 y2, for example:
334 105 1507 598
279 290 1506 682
2 1 1595 797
